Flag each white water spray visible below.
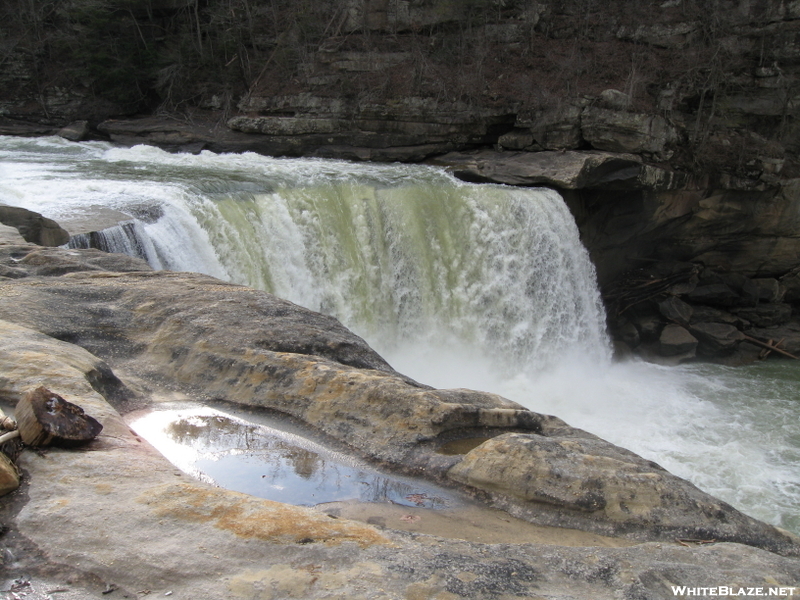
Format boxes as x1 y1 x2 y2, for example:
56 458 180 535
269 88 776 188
1 136 798 534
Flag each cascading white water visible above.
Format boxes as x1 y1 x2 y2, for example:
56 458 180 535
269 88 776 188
176 176 610 374
1 135 798 534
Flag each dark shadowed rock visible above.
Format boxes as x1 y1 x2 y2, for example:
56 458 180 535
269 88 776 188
618 321 640 347
752 278 785 303
581 107 678 160
659 324 698 358
526 104 584 150
731 303 793 327
688 284 741 307
781 269 800 303
658 296 693 326
57 120 90 142
628 309 663 341
689 305 742 326
691 322 745 355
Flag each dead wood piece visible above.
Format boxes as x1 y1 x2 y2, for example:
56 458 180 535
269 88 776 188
758 338 786 360
676 538 717 546
0 430 20 444
742 334 799 360
15 386 103 448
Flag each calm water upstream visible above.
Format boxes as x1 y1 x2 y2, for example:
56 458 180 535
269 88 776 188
1 135 797 534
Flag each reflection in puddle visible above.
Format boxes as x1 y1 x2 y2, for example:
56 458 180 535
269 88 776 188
128 405 457 509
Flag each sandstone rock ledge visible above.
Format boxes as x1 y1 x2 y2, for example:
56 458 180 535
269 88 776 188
0 243 799 599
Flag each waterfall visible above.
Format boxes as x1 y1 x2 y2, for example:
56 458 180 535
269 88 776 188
3 136 797 534
59 152 610 375
69 220 164 268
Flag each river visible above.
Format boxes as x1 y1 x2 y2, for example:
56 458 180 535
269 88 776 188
1 135 797 535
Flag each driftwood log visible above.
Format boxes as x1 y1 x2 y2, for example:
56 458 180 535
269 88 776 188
15 386 103 448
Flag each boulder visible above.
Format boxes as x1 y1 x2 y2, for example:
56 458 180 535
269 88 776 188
434 149 684 190
687 284 741 307
731 303 793 327
57 120 90 142
448 433 796 552
527 104 584 150
781 269 800 304
659 324 698 358
14 386 104 448
497 129 536 150
658 296 693 326
690 322 745 355
598 89 631 111
715 273 760 307
617 320 640 347
581 106 678 159
749 318 800 355
752 278 785 303
0 205 70 247
0 244 151 277
616 21 700 49
627 309 662 341
689 305 744 326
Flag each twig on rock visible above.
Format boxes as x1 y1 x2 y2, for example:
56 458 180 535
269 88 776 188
0 430 20 444
676 538 717 546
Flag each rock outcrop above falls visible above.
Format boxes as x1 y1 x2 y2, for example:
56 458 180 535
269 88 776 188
0 241 799 599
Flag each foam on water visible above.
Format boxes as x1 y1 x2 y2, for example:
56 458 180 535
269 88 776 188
1 135 798 534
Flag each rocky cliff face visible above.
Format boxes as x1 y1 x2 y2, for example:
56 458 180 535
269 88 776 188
3 0 800 362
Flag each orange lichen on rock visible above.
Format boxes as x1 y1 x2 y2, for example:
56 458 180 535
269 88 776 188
138 482 392 548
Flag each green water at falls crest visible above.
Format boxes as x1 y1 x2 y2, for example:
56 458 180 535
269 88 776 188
187 180 610 372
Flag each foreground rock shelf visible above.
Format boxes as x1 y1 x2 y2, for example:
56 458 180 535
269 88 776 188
0 239 799 598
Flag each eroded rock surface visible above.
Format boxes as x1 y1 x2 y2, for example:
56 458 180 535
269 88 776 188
0 244 797 564
0 244 798 597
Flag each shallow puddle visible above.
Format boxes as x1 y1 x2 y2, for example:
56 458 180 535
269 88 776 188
126 403 635 548
127 404 458 509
